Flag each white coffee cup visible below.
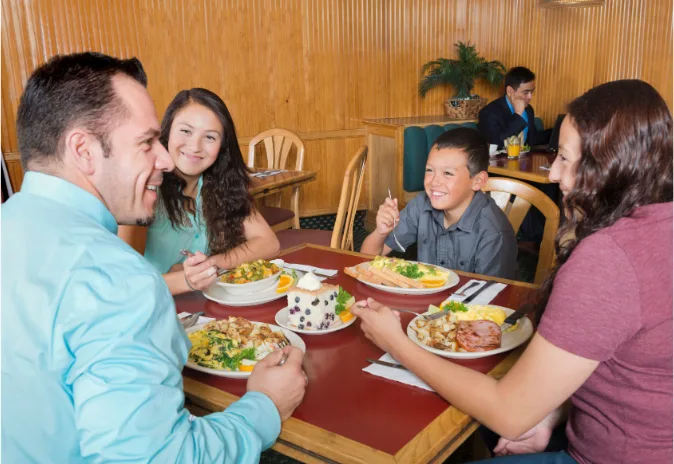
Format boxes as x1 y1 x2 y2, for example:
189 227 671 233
489 144 498 156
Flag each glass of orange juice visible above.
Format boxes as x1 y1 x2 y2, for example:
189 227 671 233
507 144 521 159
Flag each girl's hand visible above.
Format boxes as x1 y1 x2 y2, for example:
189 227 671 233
183 251 217 291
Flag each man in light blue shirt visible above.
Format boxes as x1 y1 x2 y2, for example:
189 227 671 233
2 52 306 463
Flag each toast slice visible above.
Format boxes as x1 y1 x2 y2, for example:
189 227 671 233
368 266 411 288
344 265 394 286
379 267 425 289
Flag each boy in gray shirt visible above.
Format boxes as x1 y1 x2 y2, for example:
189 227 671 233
361 128 518 280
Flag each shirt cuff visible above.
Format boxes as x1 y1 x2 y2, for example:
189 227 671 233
226 391 282 450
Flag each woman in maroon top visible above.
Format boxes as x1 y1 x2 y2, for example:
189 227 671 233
352 79 672 464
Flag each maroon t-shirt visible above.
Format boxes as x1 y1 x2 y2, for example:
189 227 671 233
538 202 673 464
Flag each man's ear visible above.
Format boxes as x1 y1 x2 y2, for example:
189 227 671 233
63 129 99 176
471 171 488 192
505 86 515 99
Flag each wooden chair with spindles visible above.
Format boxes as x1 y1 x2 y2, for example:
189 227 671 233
482 177 560 285
276 146 368 251
248 128 306 231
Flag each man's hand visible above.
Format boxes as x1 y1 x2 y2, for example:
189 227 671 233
247 346 307 421
183 252 218 291
512 97 527 116
376 198 400 236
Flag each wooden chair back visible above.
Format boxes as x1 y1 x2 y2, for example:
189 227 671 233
482 177 560 285
332 146 368 250
247 128 305 171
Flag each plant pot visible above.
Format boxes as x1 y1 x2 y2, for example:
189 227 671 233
444 97 487 119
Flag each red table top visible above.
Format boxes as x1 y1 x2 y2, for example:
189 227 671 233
178 246 537 456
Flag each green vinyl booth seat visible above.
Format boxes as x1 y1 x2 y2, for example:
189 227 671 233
402 118 544 192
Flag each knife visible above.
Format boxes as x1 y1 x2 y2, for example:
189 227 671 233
462 280 497 303
500 309 529 332
366 358 409 370
283 263 338 278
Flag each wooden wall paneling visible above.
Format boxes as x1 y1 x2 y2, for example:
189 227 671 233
2 0 671 210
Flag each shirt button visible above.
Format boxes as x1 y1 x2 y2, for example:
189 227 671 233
195 234 199 238
423 239 428 244
440 260 445 265
460 261 465 266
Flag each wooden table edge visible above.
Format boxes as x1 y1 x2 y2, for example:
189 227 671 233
251 171 317 198
487 166 551 184
183 244 533 463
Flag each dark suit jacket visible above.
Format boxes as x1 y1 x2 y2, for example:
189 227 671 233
478 96 550 149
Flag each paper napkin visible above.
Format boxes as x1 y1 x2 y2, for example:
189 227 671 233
446 280 506 304
362 353 435 392
283 263 338 277
178 312 214 326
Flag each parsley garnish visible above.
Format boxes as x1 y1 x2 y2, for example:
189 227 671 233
395 263 425 279
335 287 352 315
216 347 256 371
442 301 469 313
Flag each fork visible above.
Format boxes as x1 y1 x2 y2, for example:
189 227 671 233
452 281 482 299
387 188 406 252
180 311 204 329
180 249 229 276
391 307 448 321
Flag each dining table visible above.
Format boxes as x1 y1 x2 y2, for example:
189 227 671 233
250 169 316 199
488 149 555 184
177 244 539 464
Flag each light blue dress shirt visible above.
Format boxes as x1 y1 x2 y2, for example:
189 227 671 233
145 176 208 273
506 96 529 143
1 172 280 463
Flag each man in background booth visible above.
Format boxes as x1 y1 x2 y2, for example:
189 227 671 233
478 66 551 149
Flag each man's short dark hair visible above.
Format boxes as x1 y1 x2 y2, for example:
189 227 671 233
504 66 535 92
17 52 147 169
432 128 488 177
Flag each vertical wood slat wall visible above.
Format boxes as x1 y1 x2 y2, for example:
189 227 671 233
2 0 672 215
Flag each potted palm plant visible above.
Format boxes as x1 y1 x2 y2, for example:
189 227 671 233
419 41 506 119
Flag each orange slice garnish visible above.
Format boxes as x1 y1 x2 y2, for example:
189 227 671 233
339 310 355 323
239 363 255 372
276 274 294 294
420 277 446 288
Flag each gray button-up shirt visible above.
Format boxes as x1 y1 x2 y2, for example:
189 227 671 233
384 191 519 280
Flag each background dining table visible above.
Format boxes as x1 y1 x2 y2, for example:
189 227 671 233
250 169 316 199
177 244 539 464
488 150 555 184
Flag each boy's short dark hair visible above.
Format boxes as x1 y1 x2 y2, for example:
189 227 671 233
504 66 535 91
432 128 488 177
17 52 147 169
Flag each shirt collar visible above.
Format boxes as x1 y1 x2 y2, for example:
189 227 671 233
424 191 488 232
20 171 118 234
505 96 528 121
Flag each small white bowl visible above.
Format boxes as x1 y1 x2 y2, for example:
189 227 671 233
215 259 284 296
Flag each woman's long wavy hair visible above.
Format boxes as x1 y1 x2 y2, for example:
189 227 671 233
158 88 253 255
534 79 672 320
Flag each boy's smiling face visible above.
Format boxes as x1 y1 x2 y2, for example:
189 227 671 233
424 146 485 215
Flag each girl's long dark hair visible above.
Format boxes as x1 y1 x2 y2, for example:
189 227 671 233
535 79 672 319
158 88 253 255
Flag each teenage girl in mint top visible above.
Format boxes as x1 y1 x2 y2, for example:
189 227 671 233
122 89 279 295
350 79 672 464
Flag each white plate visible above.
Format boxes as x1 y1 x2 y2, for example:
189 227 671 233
203 269 305 307
185 321 306 378
215 259 285 295
406 305 534 359
355 261 460 295
275 306 357 335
